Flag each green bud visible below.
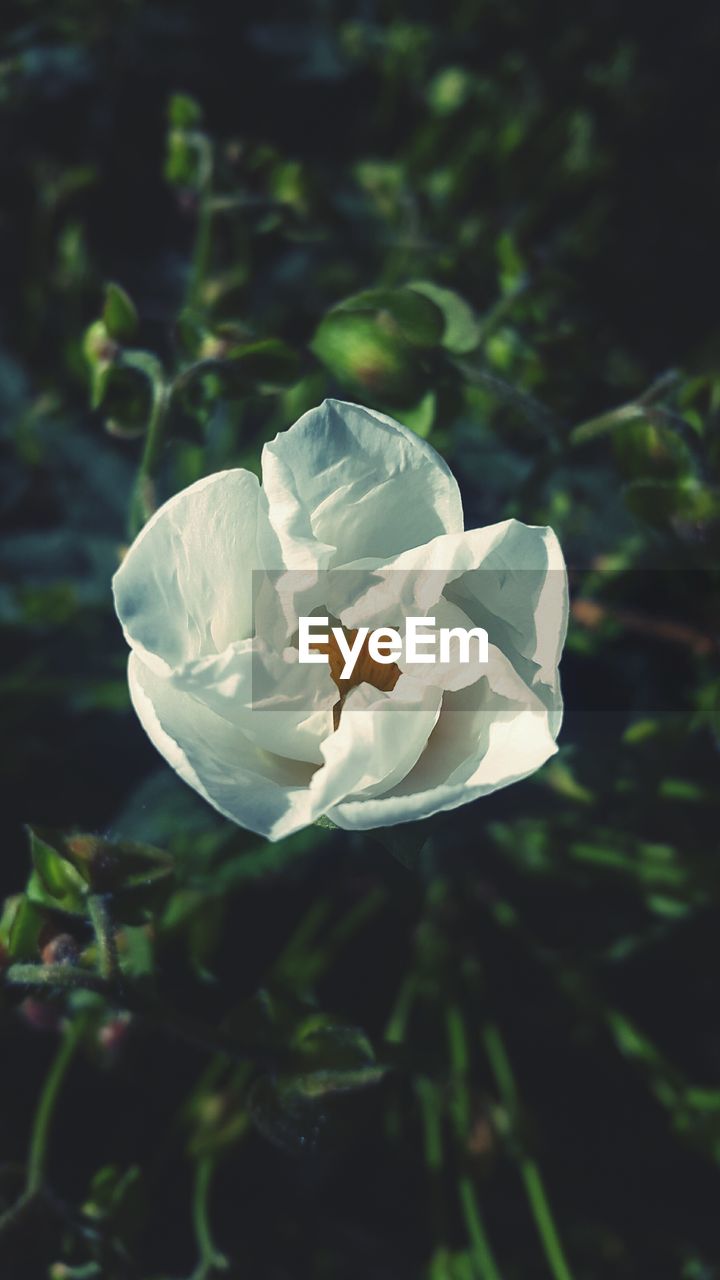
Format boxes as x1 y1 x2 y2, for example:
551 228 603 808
25 828 174 924
168 92 203 128
311 287 444 405
270 160 309 211
103 282 138 342
82 319 119 410
427 66 472 115
165 128 199 187
83 318 118 367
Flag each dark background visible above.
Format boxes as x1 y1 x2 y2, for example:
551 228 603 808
2 1 720 1277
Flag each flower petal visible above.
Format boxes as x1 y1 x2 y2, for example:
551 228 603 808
173 637 336 765
128 653 319 840
445 520 567 733
310 675 443 810
338 518 567 733
261 399 464 569
326 645 557 830
113 469 278 676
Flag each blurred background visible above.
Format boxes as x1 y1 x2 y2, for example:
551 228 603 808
2 1 720 1276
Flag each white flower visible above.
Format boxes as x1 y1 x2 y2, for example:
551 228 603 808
113 399 568 840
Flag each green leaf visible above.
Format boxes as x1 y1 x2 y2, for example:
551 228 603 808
249 1018 384 1152
218 337 299 387
102 282 138 342
392 390 436 437
332 287 445 348
409 281 481 354
28 828 87 914
496 230 526 295
168 92 203 128
27 829 174 923
372 822 434 871
0 894 44 962
612 418 693 482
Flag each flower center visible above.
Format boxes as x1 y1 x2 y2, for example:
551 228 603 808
311 627 401 729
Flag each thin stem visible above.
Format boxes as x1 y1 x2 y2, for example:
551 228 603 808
416 1077 444 1172
191 1156 228 1278
519 1160 573 1280
416 1075 448 1259
27 1019 83 1195
87 894 119 982
186 132 214 310
446 1003 471 1135
448 1006 504 1280
482 1024 574 1280
568 401 645 446
6 963 109 994
128 368 171 537
384 974 417 1044
458 1175 503 1280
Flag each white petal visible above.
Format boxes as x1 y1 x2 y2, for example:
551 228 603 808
310 676 443 810
326 645 557 830
338 518 567 733
128 652 319 840
445 520 568 733
173 637 336 765
113 469 278 676
396 598 491 692
261 399 464 569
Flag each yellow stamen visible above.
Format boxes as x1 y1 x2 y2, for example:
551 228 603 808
311 627 401 729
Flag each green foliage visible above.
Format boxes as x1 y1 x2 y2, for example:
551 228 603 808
2 1 720 1276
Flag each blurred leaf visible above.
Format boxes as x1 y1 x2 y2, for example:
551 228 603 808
249 1018 383 1152
613 418 693 482
102 282 138 343
26 828 174 922
216 337 299 387
168 92 203 127
410 281 481 354
0 894 43 962
29 828 87 914
624 478 720 530
393 390 436 437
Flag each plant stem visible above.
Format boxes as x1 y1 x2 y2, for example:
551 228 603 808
457 1175 503 1280
128 367 171 537
384 974 417 1044
191 1156 228 1278
482 1024 574 1280
26 1019 83 1196
186 132 214 310
6 963 109 994
416 1075 448 1256
519 1160 573 1280
448 1005 504 1280
87 893 119 982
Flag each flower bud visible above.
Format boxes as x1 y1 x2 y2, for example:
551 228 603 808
83 319 119 367
311 287 444 406
98 1012 132 1055
102 281 138 343
40 932 80 967
20 997 61 1032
